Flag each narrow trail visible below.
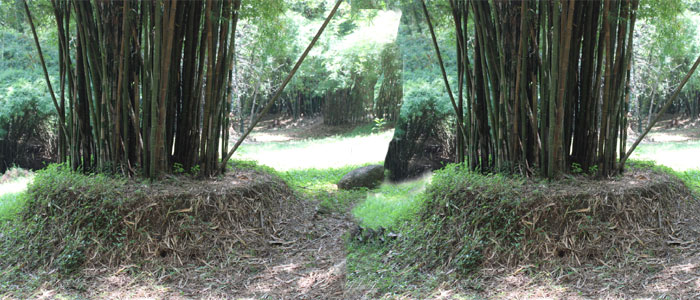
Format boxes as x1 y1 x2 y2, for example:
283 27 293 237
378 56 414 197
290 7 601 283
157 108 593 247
241 210 354 299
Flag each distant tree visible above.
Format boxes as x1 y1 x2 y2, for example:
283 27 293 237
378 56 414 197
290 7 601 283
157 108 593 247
631 5 700 125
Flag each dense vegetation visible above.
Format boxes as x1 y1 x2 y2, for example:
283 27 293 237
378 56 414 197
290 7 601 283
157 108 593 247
0 26 57 173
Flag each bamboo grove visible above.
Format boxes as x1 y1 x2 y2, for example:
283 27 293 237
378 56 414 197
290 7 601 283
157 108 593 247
28 0 243 178
427 0 639 177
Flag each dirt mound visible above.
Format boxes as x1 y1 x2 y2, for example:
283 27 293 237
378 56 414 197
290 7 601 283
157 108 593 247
116 170 302 266
413 164 699 272
6 165 304 274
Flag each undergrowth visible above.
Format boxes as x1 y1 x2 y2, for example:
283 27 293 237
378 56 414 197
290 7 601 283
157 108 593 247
1 161 300 296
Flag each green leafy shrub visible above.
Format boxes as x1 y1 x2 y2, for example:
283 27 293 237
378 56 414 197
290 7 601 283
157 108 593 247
0 29 58 172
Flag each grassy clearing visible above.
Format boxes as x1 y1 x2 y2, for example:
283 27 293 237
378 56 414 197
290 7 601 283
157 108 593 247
632 141 700 195
230 126 395 213
632 140 700 171
233 130 393 171
230 159 375 213
281 164 377 213
0 173 33 222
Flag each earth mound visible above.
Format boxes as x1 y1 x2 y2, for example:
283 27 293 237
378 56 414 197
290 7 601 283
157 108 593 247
2 164 304 274
406 163 699 273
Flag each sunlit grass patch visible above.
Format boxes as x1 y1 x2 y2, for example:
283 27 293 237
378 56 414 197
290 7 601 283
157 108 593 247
632 140 700 171
631 141 700 196
283 165 360 192
281 164 381 213
0 192 26 222
352 174 431 230
0 175 33 222
677 169 700 196
234 130 393 171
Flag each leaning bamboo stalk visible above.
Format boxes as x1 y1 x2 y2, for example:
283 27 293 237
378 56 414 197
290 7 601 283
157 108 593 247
221 0 343 171
23 0 69 140
619 53 700 172
420 0 469 144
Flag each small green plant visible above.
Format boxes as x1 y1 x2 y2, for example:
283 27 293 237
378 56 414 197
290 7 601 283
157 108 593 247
571 162 583 174
372 117 387 133
173 162 185 174
588 165 599 175
55 238 87 274
190 164 200 176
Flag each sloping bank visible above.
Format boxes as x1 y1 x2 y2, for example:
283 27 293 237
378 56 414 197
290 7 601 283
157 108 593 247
0 162 302 279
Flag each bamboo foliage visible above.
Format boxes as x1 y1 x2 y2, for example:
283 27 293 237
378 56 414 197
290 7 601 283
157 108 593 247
426 0 639 177
33 0 242 178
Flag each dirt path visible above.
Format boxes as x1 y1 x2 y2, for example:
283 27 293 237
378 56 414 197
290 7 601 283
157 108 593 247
239 211 354 299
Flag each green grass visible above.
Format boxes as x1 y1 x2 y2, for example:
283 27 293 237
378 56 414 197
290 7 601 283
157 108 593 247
677 169 700 195
632 141 700 196
632 140 700 171
233 130 393 171
229 126 395 213
0 175 33 222
352 175 431 230
281 164 378 213
0 192 26 222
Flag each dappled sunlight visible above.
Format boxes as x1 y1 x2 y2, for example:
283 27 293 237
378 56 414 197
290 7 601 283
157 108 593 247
0 175 33 220
234 130 393 171
486 274 575 300
31 273 181 300
335 10 402 50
